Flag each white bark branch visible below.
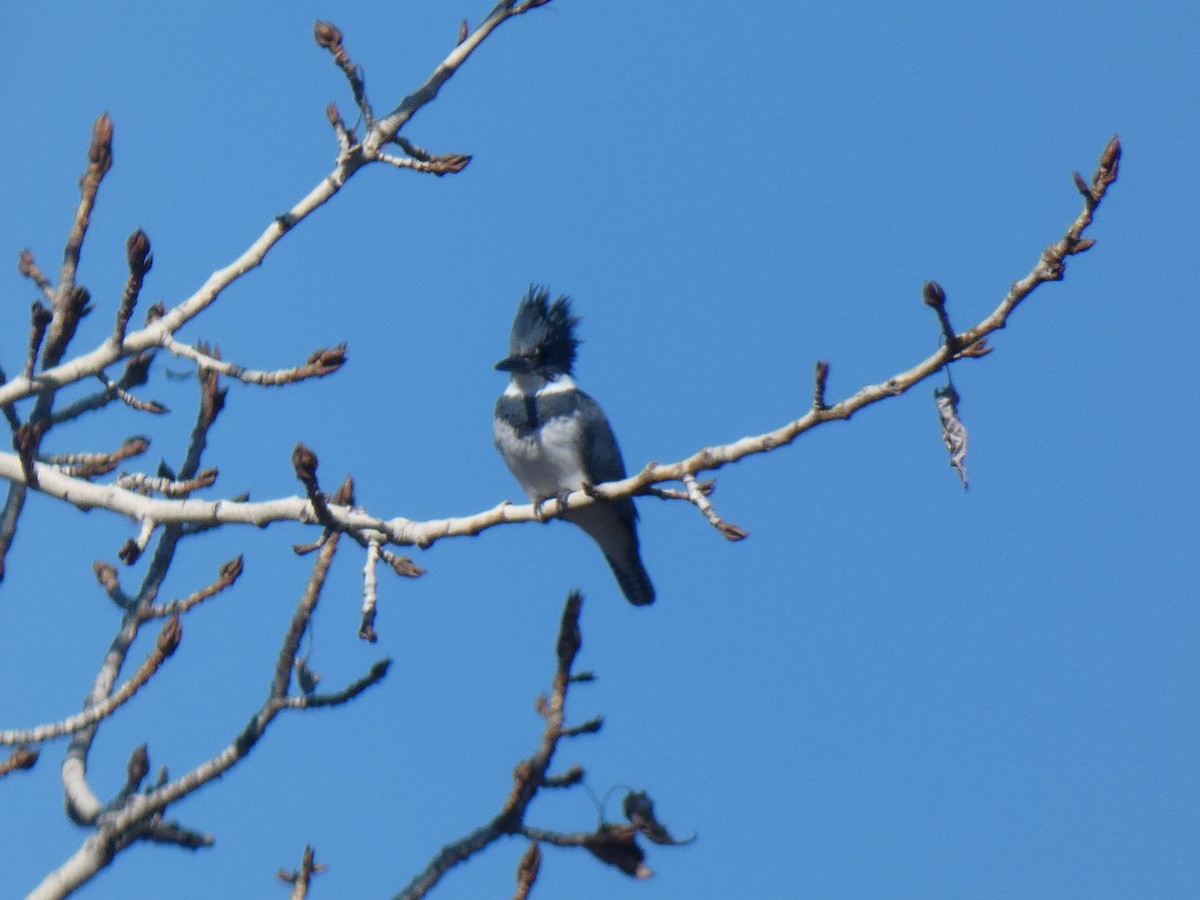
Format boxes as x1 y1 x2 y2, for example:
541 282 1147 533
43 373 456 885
0 138 1121 564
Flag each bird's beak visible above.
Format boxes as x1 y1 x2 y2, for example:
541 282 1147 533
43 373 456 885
494 355 527 373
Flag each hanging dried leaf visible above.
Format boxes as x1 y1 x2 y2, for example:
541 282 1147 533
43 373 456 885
934 382 969 490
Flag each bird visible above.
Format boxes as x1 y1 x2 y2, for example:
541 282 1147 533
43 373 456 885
493 285 655 606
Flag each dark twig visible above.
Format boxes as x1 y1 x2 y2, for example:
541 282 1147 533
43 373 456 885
813 359 830 411
40 529 386 897
278 845 326 899
113 229 153 345
314 21 374 126
143 556 243 618
50 352 162 425
0 482 27 582
18 248 55 301
394 592 593 900
25 302 53 380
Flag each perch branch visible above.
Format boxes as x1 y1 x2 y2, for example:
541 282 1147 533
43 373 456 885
0 137 1119 555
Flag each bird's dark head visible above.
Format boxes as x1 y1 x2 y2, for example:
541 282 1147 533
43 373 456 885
495 285 580 377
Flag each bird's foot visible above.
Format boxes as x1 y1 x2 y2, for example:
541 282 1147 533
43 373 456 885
532 496 557 522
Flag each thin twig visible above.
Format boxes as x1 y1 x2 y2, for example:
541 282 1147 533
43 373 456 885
0 617 180 746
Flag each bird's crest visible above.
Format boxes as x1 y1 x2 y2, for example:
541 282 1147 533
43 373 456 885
507 285 581 375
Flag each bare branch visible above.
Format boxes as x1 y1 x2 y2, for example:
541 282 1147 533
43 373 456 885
39 534 386 899
314 21 374 125
359 536 381 642
92 560 131 609
680 473 748 541
0 617 180 746
376 151 473 176
143 555 243 618
394 591 586 900
50 352 162 425
55 113 112 305
42 435 149 479
366 0 558 155
160 335 347 386
0 9 556 415
0 139 1120 561
278 845 326 899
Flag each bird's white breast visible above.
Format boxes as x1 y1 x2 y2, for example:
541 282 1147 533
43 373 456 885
494 376 589 501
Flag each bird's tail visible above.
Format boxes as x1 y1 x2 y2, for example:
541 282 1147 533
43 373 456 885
567 502 656 606
605 552 656 606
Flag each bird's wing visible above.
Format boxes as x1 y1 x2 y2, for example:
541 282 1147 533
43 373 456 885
574 390 630 487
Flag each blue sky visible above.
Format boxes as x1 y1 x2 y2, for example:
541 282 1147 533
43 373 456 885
2 1 1197 897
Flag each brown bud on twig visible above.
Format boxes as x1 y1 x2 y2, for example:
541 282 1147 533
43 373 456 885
144 301 165 324
306 343 348 375
384 553 424 578
219 555 244 585
26 301 52 377
514 841 541 899
157 616 182 656
313 20 343 51
457 19 469 45
718 521 750 541
89 112 114 174
556 591 583 671
18 249 36 278
13 419 46 485
30 301 52 330
121 436 151 458
1099 134 1121 176
5 747 39 773
922 280 947 310
126 743 149 788
93 560 120 590
292 443 319 492
125 229 153 275
18 249 51 292
69 285 93 317
329 475 354 506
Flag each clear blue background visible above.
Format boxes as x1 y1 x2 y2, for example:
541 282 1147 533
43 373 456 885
2 2 1197 897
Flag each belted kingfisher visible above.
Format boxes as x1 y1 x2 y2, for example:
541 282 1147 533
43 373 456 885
493 286 655 606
